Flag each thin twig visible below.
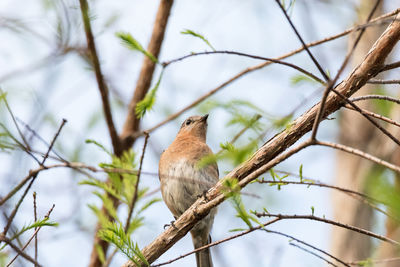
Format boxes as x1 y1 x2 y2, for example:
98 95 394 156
6 204 55 267
41 119 67 164
350 95 400 104
344 105 400 128
367 79 400 84
150 218 281 267
33 192 38 267
289 243 339 267
332 87 400 146
316 140 400 173
310 0 381 140
79 0 121 156
0 236 42 267
15 117 67 162
263 174 398 222
274 0 329 82
380 60 400 72
2 120 66 236
163 51 325 84
127 132 149 231
131 8 400 140
261 228 349 267
255 213 400 245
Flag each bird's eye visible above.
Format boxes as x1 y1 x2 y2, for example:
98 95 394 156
185 119 192 125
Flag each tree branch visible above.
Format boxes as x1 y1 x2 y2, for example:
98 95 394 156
120 0 174 149
131 8 400 140
121 13 400 267
89 1 174 266
79 0 121 155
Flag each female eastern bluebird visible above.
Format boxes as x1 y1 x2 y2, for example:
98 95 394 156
159 114 218 267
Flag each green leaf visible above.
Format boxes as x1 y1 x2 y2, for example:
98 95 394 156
98 222 149 266
222 178 263 229
272 114 293 129
229 228 246 232
299 164 303 182
95 244 106 264
181 29 215 51
136 198 161 216
290 74 321 86
116 32 158 63
311 206 315 216
9 218 58 243
85 139 112 156
135 69 164 118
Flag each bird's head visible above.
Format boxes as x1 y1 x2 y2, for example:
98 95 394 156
177 114 209 141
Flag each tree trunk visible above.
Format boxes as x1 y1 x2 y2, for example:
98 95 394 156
330 0 385 262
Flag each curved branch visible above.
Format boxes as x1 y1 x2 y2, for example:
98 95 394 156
163 51 325 84
255 213 400 246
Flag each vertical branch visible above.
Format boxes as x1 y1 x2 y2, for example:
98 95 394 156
79 0 122 156
274 0 329 82
88 1 174 267
120 0 174 148
125 132 150 231
33 192 38 267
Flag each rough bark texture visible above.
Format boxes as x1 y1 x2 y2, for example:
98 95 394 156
330 1 385 261
122 13 400 267
88 1 174 267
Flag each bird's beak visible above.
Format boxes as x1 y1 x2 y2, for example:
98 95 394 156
201 114 209 122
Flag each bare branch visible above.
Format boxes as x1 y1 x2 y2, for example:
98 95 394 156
150 218 281 267
163 51 325 84
310 0 382 140
380 60 400 72
350 94 400 104
288 243 339 267
2 120 66 236
331 87 400 145
315 140 400 173
6 204 55 267
367 79 400 84
255 213 400 246
274 0 329 81
79 0 122 155
344 105 400 128
0 235 42 267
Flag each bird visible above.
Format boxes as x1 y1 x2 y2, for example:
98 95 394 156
159 114 218 267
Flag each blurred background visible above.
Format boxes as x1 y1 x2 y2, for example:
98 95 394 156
1 0 400 266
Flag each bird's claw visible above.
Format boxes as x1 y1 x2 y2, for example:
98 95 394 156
164 220 177 230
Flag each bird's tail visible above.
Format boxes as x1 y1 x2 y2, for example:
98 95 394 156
191 232 213 267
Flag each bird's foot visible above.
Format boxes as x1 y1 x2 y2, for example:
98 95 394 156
198 190 209 201
164 220 177 230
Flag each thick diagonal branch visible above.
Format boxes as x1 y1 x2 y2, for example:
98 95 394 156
122 14 400 267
